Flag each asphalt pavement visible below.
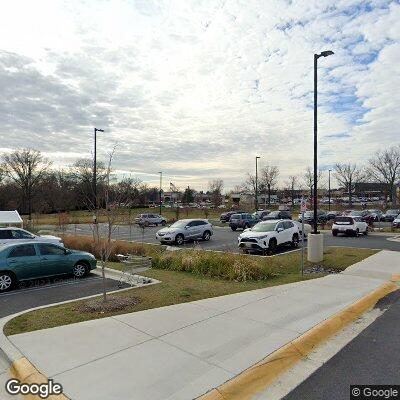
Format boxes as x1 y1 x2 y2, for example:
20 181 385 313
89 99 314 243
0 274 129 318
61 223 400 253
283 290 400 400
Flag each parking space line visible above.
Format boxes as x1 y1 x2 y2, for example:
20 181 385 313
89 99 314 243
0 277 103 297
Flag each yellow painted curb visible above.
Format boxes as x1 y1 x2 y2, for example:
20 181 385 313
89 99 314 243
392 274 400 282
199 281 398 400
10 357 70 400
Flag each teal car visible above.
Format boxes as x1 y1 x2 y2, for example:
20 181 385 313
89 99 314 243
0 242 97 292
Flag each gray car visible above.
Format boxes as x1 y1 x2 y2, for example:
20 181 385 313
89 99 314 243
155 219 213 245
135 213 167 226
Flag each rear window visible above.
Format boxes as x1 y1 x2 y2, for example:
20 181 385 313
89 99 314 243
231 214 241 219
334 217 353 224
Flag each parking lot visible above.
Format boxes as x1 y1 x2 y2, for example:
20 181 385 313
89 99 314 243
0 273 129 318
62 223 400 254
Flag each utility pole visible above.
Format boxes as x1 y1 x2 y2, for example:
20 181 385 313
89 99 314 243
328 169 331 211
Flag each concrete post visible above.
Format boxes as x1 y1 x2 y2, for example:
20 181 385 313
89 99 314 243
307 233 324 262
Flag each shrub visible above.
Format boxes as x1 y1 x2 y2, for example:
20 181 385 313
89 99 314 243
62 235 279 282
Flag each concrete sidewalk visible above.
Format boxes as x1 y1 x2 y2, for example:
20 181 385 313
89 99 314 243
7 251 400 400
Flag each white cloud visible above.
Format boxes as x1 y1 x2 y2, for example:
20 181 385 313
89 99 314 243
0 0 398 190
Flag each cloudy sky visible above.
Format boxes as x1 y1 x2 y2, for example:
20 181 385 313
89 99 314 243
0 0 399 191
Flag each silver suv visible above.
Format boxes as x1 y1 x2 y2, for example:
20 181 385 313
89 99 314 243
155 219 213 245
135 213 167 227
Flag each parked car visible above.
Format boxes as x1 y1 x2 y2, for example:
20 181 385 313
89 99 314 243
155 219 213 245
135 213 167 227
298 210 328 225
253 210 271 220
367 209 383 221
292 221 312 240
392 215 400 228
238 220 299 255
332 216 368 237
0 227 62 246
325 211 341 220
262 210 292 221
219 210 246 223
0 242 97 292
382 209 400 222
229 213 258 231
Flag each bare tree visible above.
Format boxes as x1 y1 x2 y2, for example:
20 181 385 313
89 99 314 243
3 149 51 220
368 146 400 206
260 165 279 205
303 167 323 201
285 175 299 206
208 179 224 208
71 158 106 209
91 148 132 304
334 163 365 206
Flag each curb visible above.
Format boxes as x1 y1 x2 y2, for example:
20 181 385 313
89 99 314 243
0 271 160 400
198 281 398 400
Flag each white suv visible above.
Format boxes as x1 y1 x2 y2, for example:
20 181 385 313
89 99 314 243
332 216 368 236
156 219 213 245
238 219 299 255
0 227 63 245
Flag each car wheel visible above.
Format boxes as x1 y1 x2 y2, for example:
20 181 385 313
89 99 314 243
161 220 166 226
144 221 150 227
355 229 359 237
363 227 368 235
73 262 88 278
231 226 237 231
202 230 211 241
291 234 299 248
244 223 250 229
268 239 277 255
175 234 184 245
0 272 15 292
332 231 338 237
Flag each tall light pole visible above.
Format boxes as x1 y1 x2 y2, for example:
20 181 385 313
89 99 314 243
159 171 163 215
313 50 334 234
255 156 260 211
93 127 104 223
328 169 331 211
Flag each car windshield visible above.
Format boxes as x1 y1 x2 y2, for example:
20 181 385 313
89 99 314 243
251 222 276 232
170 221 189 228
334 217 353 224
268 211 279 217
230 214 241 219
304 211 313 217
387 210 400 215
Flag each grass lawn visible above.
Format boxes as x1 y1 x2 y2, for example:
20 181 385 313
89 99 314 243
3 247 377 336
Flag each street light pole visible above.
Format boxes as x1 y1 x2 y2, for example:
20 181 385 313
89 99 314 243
159 171 163 215
93 127 104 223
255 156 260 211
313 50 333 234
328 169 331 211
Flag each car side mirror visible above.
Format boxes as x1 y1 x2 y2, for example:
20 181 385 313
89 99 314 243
64 249 71 255
277 227 284 233
184 226 189 230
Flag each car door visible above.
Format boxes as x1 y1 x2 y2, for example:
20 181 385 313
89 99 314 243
7 244 42 281
38 243 71 276
184 221 197 239
284 221 296 242
275 222 285 245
